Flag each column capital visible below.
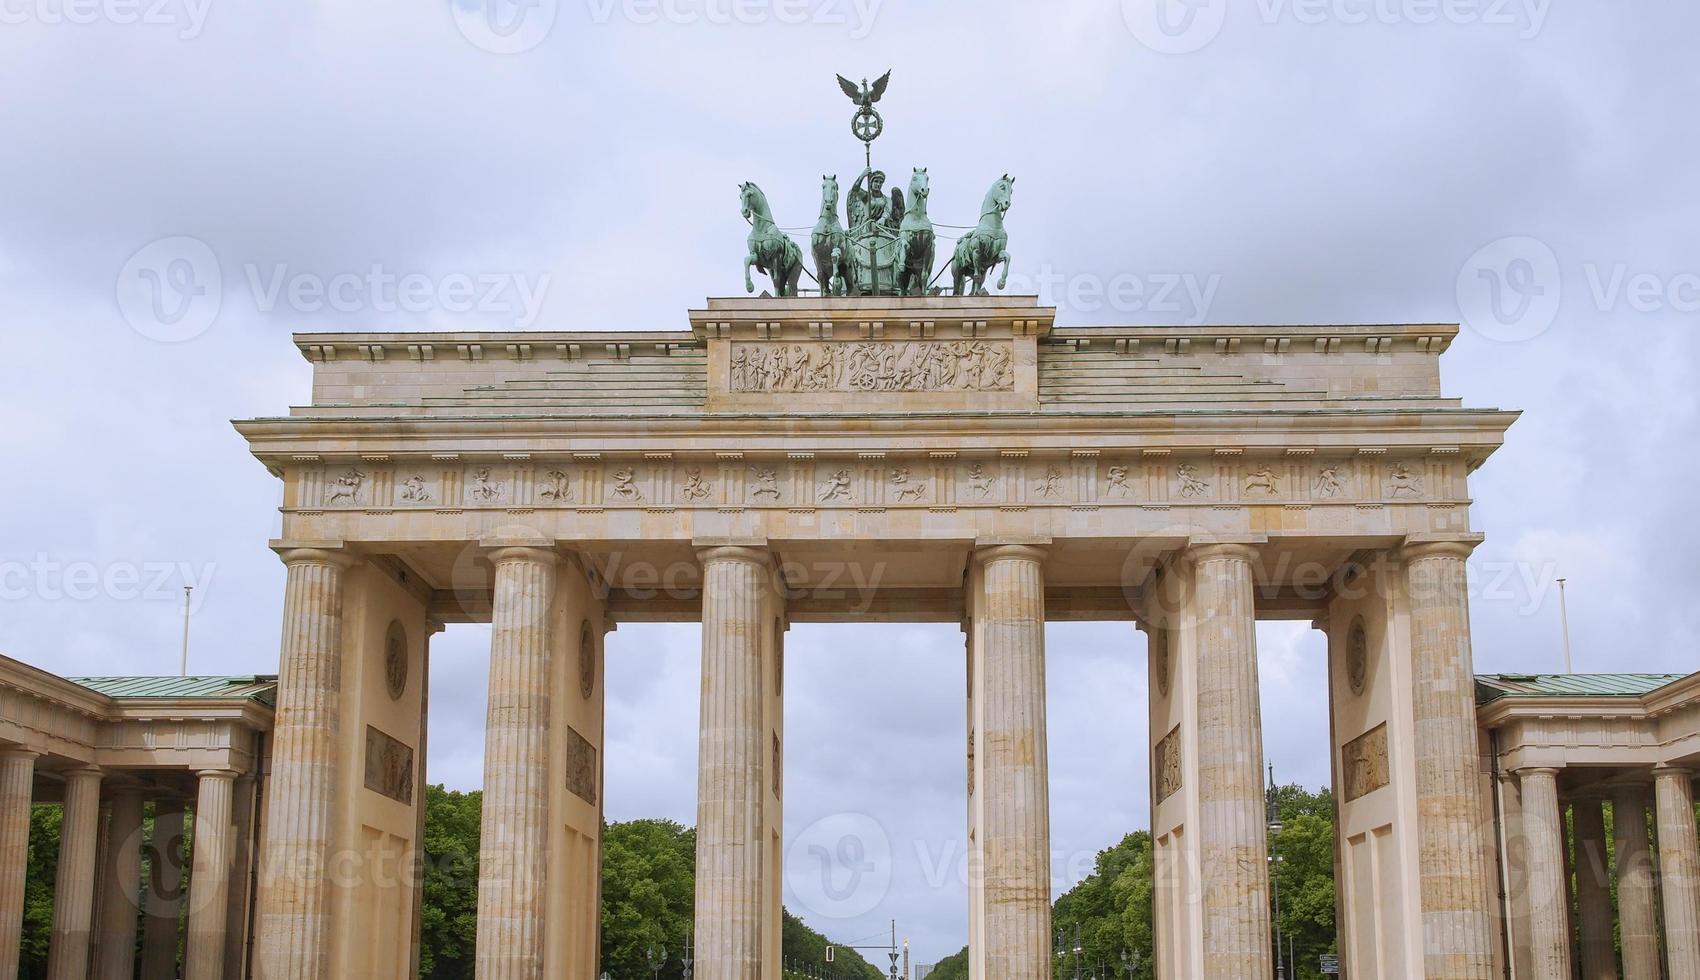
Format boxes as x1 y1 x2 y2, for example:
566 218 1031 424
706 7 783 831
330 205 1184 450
270 541 357 568
0 748 39 763
1517 766 1563 781
484 544 560 567
972 542 1049 565
695 544 773 567
1185 541 1261 564
1653 764 1696 781
195 768 242 782
63 765 102 780
1399 534 1485 563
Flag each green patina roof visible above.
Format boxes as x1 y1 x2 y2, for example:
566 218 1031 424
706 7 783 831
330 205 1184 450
1476 673 1686 704
69 675 278 708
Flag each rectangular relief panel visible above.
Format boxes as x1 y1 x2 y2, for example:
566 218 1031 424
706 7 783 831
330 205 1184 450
364 726 415 805
565 726 598 806
1341 723 1390 803
729 341 1015 393
1154 724 1183 804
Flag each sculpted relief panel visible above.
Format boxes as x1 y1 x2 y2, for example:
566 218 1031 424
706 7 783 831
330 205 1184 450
364 726 415 805
301 453 1455 511
730 341 1015 393
1342 723 1390 802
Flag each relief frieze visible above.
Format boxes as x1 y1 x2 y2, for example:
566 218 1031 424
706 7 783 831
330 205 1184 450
730 341 1014 393
298 453 1447 511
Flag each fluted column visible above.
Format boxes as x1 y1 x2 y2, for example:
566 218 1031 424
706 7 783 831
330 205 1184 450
140 800 186 980
695 546 773 980
974 544 1052 980
254 547 352 979
47 766 104 980
94 790 144 980
0 751 37 980
476 546 559 980
1401 540 1496 978
1656 768 1700 980
187 769 239 980
1188 543 1272 979
1613 785 1662 979
1572 799 1619 980
1517 769 1573 980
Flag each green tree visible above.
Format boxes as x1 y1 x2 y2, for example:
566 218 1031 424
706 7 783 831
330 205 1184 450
1052 831 1155 980
601 818 696 978
1267 784 1338 980
923 945 969 980
778 911 885 979
20 803 59 979
419 784 482 979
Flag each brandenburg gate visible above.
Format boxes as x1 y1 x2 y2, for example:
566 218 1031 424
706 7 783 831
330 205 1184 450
235 295 1517 978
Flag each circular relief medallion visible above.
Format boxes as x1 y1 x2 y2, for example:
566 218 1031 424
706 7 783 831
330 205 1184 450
383 621 408 702
578 620 596 700
1347 618 1370 696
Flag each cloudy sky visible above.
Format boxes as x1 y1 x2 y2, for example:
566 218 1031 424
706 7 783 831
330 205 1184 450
2 0 1697 965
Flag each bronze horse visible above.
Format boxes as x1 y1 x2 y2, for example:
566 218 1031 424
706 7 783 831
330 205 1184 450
741 181 803 297
952 174 1014 296
811 175 851 296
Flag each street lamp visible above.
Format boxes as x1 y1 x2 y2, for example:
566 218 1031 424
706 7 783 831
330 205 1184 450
1072 924 1084 980
647 944 664 980
682 929 694 980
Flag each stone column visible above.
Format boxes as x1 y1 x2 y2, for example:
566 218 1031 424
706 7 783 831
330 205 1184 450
1613 785 1662 980
94 790 144 980
1188 543 1272 979
187 769 239 980
254 547 351 980
476 546 559 980
1401 540 1496 978
141 800 186 980
47 766 104 980
1656 768 1700 980
1517 769 1573 980
1496 772 1533 979
694 546 773 980
0 750 37 980
1572 799 1619 980
974 545 1052 980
